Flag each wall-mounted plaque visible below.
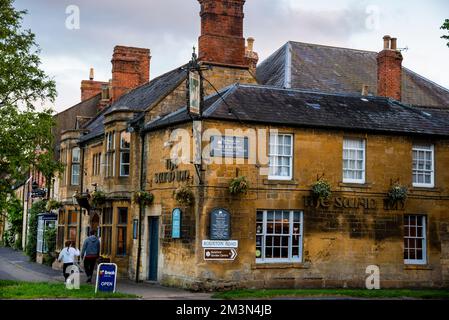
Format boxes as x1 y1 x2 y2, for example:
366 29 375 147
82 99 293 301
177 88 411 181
210 208 231 240
172 208 182 239
210 136 248 158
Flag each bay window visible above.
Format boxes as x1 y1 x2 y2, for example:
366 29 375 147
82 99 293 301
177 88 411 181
119 131 130 177
71 147 80 186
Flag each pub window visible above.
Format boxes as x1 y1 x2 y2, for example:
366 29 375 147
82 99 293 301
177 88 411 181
119 131 130 177
67 211 78 244
105 131 115 177
256 210 303 263
57 211 65 250
404 215 427 265
268 134 293 180
71 147 80 185
101 207 113 255
116 208 128 256
343 138 365 184
412 144 434 188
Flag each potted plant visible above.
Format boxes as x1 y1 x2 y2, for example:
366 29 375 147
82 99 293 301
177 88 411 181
74 192 90 210
45 199 63 212
387 183 408 203
229 176 250 195
311 179 332 200
133 191 154 207
174 185 194 206
90 190 107 207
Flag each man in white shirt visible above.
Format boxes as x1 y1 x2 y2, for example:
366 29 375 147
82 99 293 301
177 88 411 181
57 240 80 280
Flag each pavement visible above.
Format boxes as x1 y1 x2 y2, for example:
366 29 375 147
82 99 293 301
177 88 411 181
0 247 212 300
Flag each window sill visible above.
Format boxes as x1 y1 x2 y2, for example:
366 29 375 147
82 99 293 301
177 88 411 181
263 179 299 186
252 262 310 270
404 265 433 271
339 182 372 189
410 187 441 193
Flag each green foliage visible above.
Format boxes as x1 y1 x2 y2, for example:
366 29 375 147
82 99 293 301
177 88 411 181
311 179 332 200
90 190 106 207
0 280 138 299
133 191 154 207
441 19 449 47
387 183 408 202
229 176 250 195
25 200 46 261
174 185 194 206
0 0 60 214
2 196 22 249
43 223 56 254
213 288 449 300
45 199 62 211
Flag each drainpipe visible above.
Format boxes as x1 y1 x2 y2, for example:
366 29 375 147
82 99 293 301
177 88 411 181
78 145 85 250
136 130 146 282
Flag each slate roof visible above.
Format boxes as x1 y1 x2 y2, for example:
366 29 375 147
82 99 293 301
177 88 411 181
79 66 187 143
145 84 449 137
256 41 449 107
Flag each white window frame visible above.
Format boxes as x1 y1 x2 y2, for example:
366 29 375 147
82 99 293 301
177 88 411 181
105 132 115 177
256 210 303 264
342 138 366 184
404 215 427 265
119 131 130 177
412 144 434 188
71 147 80 186
268 134 293 180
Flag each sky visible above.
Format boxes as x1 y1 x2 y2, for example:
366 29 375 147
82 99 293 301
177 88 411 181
14 0 449 112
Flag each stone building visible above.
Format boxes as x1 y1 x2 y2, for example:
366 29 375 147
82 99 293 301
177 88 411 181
54 0 449 289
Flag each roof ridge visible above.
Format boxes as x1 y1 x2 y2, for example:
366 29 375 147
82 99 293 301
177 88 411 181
288 40 378 54
56 93 101 115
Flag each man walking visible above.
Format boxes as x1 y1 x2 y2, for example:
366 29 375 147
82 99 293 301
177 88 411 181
81 230 100 283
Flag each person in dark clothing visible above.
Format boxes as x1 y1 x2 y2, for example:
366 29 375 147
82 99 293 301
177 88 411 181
81 230 100 283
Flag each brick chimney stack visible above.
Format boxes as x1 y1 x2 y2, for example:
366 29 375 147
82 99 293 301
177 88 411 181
80 68 109 101
377 35 403 101
111 46 151 102
197 0 247 67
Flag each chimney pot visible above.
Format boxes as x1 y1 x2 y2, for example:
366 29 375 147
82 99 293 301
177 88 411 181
362 85 369 96
89 68 94 81
390 38 397 50
383 35 391 49
247 37 255 53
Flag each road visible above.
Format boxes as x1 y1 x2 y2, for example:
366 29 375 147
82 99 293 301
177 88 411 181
0 247 211 300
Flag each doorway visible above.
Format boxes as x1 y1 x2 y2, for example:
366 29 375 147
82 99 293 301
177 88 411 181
148 217 159 281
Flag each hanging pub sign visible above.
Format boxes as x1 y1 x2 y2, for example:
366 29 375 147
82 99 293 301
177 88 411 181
172 208 182 239
210 136 249 158
210 208 231 240
189 71 201 116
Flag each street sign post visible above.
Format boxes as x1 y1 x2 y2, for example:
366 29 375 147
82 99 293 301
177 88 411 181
95 263 118 293
204 248 238 261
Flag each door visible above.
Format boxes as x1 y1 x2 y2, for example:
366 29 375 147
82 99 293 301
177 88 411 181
148 217 159 281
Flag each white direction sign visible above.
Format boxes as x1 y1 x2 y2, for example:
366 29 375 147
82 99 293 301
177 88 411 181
202 240 238 248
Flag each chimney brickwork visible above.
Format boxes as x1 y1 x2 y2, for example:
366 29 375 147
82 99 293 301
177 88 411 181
377 35 403 101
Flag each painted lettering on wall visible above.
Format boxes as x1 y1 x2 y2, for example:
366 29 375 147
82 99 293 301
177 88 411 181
154 159 191 184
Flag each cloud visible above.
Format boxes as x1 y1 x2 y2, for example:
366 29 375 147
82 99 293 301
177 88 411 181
13 0 449 111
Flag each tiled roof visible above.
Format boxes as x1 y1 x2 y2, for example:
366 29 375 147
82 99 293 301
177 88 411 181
79 66 187 143
145 84 449 137
256 41 449 107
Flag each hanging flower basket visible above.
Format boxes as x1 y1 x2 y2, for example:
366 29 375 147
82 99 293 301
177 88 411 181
90 190 107 208
74 192 90 210
174 185 194 206
229 176 250 195
387 183 408 203
311 179 332 200
133 191 154 207
45 199 63 212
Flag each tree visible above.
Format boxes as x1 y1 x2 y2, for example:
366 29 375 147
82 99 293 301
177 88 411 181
2 195 23 249
442 19 449 47
0 0 60 212
25 200 46 261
